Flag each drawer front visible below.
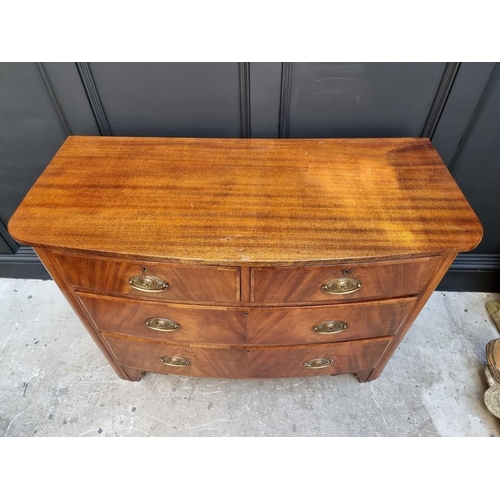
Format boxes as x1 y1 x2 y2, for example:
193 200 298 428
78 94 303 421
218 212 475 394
78 292 247 344
248 338 391 378
246 297 416 345
251 257 439 304
80 293 414 346
103 333 391 379
55 252 240 303
104 333 250 378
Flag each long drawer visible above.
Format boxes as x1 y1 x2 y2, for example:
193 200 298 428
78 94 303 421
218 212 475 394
79 292 415 345
103 332 392 378
54 252 240 303
251 256 439 304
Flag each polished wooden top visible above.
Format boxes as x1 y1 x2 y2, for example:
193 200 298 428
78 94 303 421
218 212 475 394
8 136 483 265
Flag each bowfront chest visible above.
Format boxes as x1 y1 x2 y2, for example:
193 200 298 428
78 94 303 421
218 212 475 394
8 137 483 382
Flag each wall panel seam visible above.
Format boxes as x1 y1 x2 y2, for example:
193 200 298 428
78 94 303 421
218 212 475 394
278 62 292 138
37 62 73 136
239 62 251 138
421 62 461 139
75 63 112 136
448 63 500 173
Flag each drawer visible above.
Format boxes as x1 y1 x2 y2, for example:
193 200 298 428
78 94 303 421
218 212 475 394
247 338 391 378
251 256 439 304
104 333 250 378
55 252 240 303
246 296 416 345
80 292 414 346
78 292 247 344
103 332 391 378
78 292 416 345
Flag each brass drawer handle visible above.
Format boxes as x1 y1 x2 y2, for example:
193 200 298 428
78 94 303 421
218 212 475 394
128 274 168 292
313 320 348 334
145 317 180 332
160 356 190 367
304 357 333 369
322 277 361 295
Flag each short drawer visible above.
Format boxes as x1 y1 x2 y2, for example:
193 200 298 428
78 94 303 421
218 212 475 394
78 292 247 344
103 333 391 379
246 296 416 345
251 256 439 304
55 252 240 303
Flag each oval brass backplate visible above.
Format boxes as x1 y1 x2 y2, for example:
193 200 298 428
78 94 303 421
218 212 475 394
322 277 361 295
304 357 333 369
313 320 348 334
160 356 190 367
128 274 168 292
145 317 180 332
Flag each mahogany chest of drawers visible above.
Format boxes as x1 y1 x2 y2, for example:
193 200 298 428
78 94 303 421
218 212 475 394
8 137 483 382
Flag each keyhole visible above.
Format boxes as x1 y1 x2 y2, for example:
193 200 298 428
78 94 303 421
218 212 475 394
244 312 249 317
142 266 148 274
343 269 350 275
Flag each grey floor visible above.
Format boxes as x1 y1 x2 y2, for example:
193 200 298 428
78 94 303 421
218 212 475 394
1 278 499 437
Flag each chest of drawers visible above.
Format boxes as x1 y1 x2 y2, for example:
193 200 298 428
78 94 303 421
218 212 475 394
8 137 483 382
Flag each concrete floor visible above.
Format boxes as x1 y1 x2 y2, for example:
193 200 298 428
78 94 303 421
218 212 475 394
0 278 499 437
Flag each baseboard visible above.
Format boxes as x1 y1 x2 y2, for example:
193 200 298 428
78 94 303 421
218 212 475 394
437 254 500 292
1 249 499 292
0 247 50 280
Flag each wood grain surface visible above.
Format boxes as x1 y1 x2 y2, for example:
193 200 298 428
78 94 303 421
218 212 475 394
77 291 248 344
251 256 438 303
78 291 414 346
103 332 392 378
366 252 458 381
34 248 133 381
55 251 240 303
246 296 415 345
8 136 483 266
9 137 484 382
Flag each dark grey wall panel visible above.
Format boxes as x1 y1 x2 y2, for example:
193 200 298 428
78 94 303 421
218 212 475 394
249 62 281 138
0 63 67 230
43 63 100 135
89 63 242 137
439 254 500 292
286 62 446 138
432 63 496 165
0 247 50 279
0 221 17 253
0 234 12 254
442 65 500 254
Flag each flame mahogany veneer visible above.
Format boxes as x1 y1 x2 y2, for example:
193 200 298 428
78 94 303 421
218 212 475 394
9 137 483 382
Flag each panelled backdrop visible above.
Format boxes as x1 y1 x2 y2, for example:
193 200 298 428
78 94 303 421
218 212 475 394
0 62 499 290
